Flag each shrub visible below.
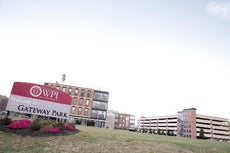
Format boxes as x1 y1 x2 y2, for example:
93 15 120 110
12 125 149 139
29 119 55 130
29 119 42 130
54 122 65 130
41 125 61 133
0 117 12 125
7 120 32 129
39 119 55 127
65 123 76 131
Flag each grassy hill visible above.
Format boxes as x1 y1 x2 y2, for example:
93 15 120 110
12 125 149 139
0 125 230 153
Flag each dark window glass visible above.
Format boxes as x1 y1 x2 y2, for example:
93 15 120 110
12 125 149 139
81 89 85 97
87 90 91 98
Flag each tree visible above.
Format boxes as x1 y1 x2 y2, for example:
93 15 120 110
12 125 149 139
166 130 170 136
62 73 66 82
161 130 165 135
157 129 161 135
170 130 175 136
199 128 205 139
149 129 153 134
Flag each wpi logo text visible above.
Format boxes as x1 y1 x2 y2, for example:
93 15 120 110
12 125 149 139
30 85 59 100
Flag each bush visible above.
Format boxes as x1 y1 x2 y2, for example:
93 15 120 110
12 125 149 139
54 122 65 130
29 119 41 130
41 125 61 133
65 123 76 131
0 117 78 137
7 120 32 129
39 119 55 127
0 117 12 125
29 119 55 130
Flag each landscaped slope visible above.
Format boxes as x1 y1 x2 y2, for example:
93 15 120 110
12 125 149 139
0 126 230 153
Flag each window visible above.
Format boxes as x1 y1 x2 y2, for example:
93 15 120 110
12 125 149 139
86 99 89 106
93 92 109 101
84 108 88 116
92 101 107 110
79 98 83 105
62 86 66 92
87 90 91 98
75 88 78 96
78 108 82 115
71 106 76 114
68 88 72 94
72 97 77 105
91 110 106 119
81 89 85 97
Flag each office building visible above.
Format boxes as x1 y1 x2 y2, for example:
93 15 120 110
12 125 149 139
105 110 136 130
138 108 230 141
45 82 109 127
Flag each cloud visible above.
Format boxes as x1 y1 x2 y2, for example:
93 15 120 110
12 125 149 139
206 1 230 20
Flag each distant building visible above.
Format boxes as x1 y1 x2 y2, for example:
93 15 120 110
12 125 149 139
105 110 117 129
0 95 8 112
138 108 230 141
138 115 178 135
105 110 135 130
45 82 109 127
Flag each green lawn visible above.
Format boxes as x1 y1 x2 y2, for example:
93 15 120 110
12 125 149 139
0 125 229 153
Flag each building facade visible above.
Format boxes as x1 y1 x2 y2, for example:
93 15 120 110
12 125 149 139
0 95 8 112
138 115 178 135
105 110 117 129
105 110 136 130
45 82 109 127
114 113 131 129
138 108 230 141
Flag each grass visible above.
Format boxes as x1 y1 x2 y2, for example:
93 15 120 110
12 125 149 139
0 125 230 153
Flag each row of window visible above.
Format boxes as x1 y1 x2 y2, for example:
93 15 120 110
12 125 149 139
72 97 90 106
51 84 92 98
116 122 129 127
94 92 109 101
183 135 192 138
70 106 107 120
91 110 106 119
197 117 228 123
92 101 108 110
71 106 89 116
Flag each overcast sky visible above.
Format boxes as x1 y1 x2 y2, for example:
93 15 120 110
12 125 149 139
1 0 230 120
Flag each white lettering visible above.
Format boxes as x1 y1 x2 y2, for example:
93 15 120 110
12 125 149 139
42 89 58 99
50 91 58 99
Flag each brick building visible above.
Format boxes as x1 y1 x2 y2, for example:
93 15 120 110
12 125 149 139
105 110 135 130
45 82 109 127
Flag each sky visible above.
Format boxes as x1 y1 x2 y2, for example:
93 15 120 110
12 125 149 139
1 0 230 120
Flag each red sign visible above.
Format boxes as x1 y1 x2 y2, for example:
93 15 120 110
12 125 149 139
6 82 72 118
11 82 72 105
